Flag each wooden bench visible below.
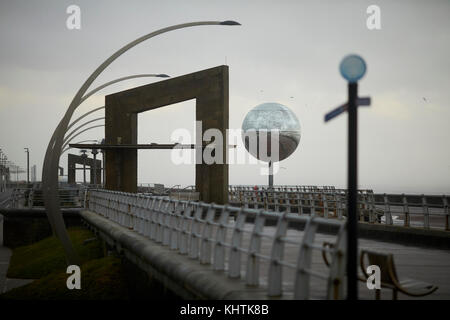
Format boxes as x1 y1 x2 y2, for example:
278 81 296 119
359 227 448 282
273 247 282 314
359 249 438 299
322 242 438 299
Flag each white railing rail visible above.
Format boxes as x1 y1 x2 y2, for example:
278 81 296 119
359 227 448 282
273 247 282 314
86 189 347 300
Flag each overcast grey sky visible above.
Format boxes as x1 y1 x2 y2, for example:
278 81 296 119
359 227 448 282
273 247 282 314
0 0 449 194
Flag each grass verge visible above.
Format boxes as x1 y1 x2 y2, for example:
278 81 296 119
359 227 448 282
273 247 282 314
7 227 104 279
1 227 131 300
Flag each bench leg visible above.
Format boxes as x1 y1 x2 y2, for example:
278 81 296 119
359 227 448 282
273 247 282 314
375 289 381 300
392 289 398 300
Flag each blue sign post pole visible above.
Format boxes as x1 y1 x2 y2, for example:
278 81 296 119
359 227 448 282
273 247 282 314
347 81 358 300
326 54 369 300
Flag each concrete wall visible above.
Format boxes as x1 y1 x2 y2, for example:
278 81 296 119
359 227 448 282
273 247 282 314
0 209 83 248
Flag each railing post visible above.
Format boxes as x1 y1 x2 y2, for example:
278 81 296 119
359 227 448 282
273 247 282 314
383 194 392 225
444 196 449 231
368 193 376 223
144 197 154 237
267 212 288 297
326 223 347 300
188 205 204 259
200 205 216 264
170 201 183 250
129 194 136 230
228 209 247 278
213 206 230 271
322 193 329 219
156 199 170 243
162 200 174 246
422 195 430 229
309 193 315 217
245 210 265 287
402 194 410 227
150 198 162 240
293 217 318 299
179 202 194 255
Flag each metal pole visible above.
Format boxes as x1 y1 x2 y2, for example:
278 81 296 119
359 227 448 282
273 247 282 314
83 161 86 185
0 151 3 192
268 161 273 188
92 150 98 186
347 82 358 300
102 150 105 186
93 154 97 185
25 148 30 185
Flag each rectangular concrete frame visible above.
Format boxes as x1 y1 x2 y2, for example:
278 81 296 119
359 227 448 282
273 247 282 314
67 154 102 185
105 65 229 204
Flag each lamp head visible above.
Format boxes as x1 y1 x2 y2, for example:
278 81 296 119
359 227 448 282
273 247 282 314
156 74 170 78
339 54 366 83
220 20 241 26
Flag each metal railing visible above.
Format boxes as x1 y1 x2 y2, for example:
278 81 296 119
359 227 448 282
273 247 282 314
85 189 348 299
229 189 376 219
373 193 449 230
9 186 83 209
229 188 450 231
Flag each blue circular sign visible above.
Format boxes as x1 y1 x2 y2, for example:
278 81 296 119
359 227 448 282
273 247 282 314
339 54 366 83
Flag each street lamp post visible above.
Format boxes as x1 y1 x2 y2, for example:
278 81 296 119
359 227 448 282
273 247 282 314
80 150 87 185
101 138 105 186
268 161 273 188
42 21 241 265
24 148 30 185
0 150 4 192
92 147 99 186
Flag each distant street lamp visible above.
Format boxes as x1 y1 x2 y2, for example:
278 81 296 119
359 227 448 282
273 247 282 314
100 138 105 186
0 150 6 191
42 20 241 265
24 148 30 185
91 147 99 186
79 150 88 185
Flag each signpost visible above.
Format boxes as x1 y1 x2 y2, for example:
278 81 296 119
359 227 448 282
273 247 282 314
325 54 370 300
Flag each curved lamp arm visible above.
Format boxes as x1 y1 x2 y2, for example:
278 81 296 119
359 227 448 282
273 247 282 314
67 74 170 132
67 106 105 133
62 125 105 151
80 73 169 104
64 117 104 145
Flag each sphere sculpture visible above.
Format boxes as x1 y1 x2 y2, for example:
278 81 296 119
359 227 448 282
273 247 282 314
241 102 301 162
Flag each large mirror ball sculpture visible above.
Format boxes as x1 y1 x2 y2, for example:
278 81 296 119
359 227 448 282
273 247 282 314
241 102 301 162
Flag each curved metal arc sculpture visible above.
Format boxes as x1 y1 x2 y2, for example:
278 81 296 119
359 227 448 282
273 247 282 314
64 117 105 145
67 106 105 133
67 74 169 133
42 20 241 265
62 125 105 151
